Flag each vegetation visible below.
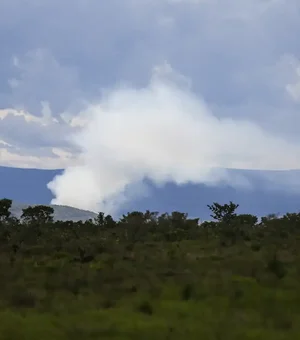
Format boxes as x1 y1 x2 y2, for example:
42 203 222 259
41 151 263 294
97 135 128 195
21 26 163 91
1 197 300 339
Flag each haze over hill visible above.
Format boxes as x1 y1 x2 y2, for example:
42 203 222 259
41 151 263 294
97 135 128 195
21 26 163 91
1 166 300 221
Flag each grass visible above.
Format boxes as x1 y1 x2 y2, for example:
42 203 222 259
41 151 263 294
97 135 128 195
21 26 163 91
0 234 300 339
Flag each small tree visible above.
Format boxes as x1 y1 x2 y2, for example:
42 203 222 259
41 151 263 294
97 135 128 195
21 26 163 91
21 205 54 224
94 212 105 227
0 198 12 222
119 211 147 242
94 212 116 228
207 201 239 224
104 214 116 228
120 211 145 226
234 214 258 226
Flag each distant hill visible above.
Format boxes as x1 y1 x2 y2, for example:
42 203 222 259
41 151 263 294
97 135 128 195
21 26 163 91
1 165 300 220
9 202 97 222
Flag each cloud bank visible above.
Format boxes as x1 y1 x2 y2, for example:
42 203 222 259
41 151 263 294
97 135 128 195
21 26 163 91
47 64 300 213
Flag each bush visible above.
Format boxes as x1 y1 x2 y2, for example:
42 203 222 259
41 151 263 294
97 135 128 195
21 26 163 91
9 288 37 308
251 242 261 252
136 301 153 315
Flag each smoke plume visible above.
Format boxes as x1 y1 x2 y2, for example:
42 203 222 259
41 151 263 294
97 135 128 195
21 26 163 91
47 64 300 214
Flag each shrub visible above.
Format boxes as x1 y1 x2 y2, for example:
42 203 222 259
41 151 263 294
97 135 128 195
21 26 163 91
136 301 153 315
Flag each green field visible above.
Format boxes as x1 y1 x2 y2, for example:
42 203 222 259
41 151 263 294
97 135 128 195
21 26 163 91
1 199 300 339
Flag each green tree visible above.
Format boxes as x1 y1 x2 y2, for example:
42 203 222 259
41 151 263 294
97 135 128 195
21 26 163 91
120 211 145 226
234 214 258 226
119 211 147 242
207 201 239 223
94 212 105 227
21 205 54 224
0 198 12 222
94 212 116 228
104 214 116 228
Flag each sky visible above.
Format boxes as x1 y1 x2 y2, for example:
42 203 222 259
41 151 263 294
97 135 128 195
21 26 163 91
1 0 300 213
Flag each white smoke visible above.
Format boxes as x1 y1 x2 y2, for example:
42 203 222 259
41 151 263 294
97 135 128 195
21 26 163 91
47 64 300 214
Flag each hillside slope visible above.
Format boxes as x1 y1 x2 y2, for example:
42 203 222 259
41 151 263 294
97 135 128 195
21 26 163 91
10 202 97 222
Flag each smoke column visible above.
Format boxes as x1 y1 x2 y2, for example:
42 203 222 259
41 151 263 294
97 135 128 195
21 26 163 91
47 64 300 213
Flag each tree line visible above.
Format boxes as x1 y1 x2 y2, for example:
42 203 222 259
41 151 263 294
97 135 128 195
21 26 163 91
1 198 299 253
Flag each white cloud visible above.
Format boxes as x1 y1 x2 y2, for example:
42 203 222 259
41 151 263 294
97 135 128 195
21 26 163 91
0 107 58 125
0 108 77 167
0 108 43 123
0 147 76 169
286 61 300 102
0 140 12 147
48 65 300 213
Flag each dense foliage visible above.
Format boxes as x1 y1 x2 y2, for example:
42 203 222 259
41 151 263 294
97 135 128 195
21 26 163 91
1 198 300 339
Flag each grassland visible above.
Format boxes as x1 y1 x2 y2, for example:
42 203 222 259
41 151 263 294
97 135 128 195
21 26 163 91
1 200 300 339
1 230 300 338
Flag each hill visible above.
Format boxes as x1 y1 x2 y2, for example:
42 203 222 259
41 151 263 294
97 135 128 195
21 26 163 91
1 165 300 219
10 202 97 222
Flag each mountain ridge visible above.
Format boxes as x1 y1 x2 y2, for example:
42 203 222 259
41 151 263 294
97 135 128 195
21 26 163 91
1 165 300 220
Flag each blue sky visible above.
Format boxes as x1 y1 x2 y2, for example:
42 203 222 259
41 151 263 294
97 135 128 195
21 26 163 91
1 0 300 213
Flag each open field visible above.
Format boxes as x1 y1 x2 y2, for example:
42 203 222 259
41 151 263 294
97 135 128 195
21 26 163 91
1 199 300 339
